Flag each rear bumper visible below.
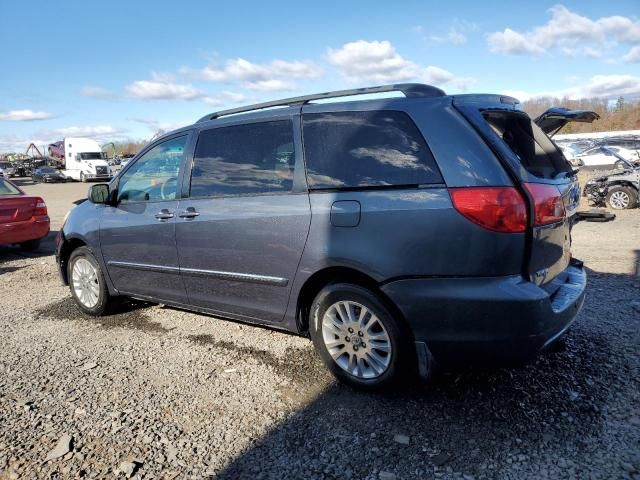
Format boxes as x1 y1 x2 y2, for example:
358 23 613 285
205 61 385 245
381 260 586 366
0 216 50 245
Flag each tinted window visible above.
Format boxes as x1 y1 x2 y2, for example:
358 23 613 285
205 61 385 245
118 136 186 203
191 121 295 197
302 111 442 189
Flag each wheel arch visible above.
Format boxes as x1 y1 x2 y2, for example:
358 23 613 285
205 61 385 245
58 236 88 285
295 266 412 340
608 180 638 190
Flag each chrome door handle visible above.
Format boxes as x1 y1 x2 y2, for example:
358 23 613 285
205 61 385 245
178 208 199 219
155 209 174 220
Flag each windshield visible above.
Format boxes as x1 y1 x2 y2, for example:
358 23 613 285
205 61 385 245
0 178 20 195
40 167 57 173
79 152 105 160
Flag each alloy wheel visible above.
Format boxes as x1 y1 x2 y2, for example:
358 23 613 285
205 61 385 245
609 191 630 209
71 258 100 308
321 300 392 379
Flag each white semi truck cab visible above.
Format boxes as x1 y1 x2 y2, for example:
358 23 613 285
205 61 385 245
62 137 112 182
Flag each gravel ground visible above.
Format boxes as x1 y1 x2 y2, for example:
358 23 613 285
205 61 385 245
0 178 639 479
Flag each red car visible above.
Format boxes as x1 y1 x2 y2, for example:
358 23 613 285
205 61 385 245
0 177 50 251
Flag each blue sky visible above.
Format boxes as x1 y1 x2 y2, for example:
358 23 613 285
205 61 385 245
1 0 639 152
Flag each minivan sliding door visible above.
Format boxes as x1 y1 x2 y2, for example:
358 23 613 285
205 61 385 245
175 116 310 324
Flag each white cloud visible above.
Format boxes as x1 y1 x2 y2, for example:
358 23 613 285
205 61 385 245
126 80 205 100
132 118 187 133
125 80 246 106
327 40 419 83
326 40 474 90
181 57 322 91
242 79 297 92
431 27 467 45
415 20 477 46
623 45 640 63
202 91 248 106
80 86 115 98
488 5 640 59
0 109 54 121
44 125 126 139
487 28 545 55
504 74 640 101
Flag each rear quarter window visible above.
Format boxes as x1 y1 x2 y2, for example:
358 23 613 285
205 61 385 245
302 111 442 189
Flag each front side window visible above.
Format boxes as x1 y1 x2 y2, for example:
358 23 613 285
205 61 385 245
117 136 186 203
190 120 295 197
302 111 442 189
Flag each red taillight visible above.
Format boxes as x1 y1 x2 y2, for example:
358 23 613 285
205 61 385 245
449 187 527 233
33 197 48 216
524 183 565 226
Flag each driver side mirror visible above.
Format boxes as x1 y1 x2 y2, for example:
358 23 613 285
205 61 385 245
88 183 110 204
616 162 626 171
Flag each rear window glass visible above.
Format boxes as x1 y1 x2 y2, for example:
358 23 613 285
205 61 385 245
482 111 571 179
302 111 442 189
0 178 20 195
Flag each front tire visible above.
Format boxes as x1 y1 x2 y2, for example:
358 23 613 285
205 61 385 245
68 246 112 315
606 186 638 210
309 283 412 390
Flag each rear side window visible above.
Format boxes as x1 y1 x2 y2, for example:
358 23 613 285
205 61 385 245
302 111 442 189
191 121 295 197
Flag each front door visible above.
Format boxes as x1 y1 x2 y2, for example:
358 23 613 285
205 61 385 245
175 118 311 323
100 134 190 304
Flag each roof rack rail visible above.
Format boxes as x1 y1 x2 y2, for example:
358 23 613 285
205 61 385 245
196 83 446 123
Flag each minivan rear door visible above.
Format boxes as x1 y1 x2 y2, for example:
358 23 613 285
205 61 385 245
534 108 600 137
453 97 594 287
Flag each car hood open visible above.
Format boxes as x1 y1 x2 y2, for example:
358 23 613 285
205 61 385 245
534 108 600 137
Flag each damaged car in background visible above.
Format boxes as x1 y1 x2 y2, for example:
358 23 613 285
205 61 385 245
584 158 640 209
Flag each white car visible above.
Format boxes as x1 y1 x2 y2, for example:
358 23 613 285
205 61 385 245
574 146 638 168
0 161 15 177
603 146 640 161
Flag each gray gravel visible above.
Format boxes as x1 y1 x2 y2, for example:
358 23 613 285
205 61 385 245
0 179 639 479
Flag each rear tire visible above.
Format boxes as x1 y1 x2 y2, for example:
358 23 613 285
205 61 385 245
20 239 41 252
309 283 413 391
68 246 112 316
606 186 638 210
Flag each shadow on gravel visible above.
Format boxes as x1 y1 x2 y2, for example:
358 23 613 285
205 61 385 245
35 297 169 333
0 265 26 275
215 267 639 479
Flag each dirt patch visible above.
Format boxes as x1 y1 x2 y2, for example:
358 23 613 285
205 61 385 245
187 333 330 385
35 297 169 334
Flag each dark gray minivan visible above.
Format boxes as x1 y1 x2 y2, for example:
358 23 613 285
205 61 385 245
56 84 594 389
